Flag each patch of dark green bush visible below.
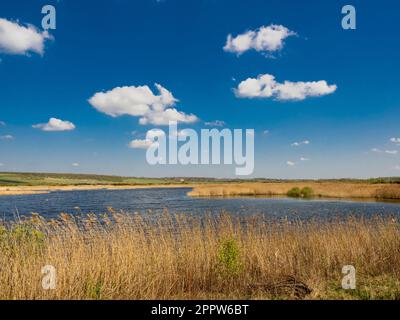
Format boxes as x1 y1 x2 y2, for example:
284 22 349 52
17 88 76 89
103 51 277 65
287 187 314 198
287 187 302 198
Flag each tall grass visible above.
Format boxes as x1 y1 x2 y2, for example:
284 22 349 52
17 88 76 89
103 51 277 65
0 211 399 300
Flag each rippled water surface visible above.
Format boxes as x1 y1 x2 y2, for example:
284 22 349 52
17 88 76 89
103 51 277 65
1 187 400 221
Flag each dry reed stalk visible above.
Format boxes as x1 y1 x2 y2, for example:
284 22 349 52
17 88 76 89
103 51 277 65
0 212 399 300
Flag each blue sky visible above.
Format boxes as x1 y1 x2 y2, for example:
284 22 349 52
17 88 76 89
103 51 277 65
0 0 399 178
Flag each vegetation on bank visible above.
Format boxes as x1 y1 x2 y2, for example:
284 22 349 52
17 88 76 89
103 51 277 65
0 211 399 300
0 172 187 186
0 172 400 187
188 182 400 200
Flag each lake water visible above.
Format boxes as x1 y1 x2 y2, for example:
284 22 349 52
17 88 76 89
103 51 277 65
1 187 400 221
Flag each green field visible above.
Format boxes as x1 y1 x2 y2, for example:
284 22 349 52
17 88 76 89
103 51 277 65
0 172 238 186
0 172 399 187
0 172 181 186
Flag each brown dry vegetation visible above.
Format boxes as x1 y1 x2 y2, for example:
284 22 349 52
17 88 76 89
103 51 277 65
0 184 197 196
188 182 400 200
1 211 399 300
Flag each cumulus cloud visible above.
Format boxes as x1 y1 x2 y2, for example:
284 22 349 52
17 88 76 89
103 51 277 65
224 24 296 56
286 161 295 166
390 137 400 144
32 118 76 131
235 74 337 101
204 120 226 127
0 18 52 55
71 163 80 167
291 140 310 147
0 134 14 140
88 84 198 126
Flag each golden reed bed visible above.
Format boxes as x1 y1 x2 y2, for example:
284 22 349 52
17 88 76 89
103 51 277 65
0 211 399 300
0 184 197 196
188 182 400 200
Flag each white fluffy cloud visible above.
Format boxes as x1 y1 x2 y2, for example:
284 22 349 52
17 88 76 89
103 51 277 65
0 18 52 55
71 163 80 167
300 157 309 161
385 150 398 155
235 74 337 101
89 84 198 126
286 161 295 166
291 140 310 147
224 24 296 55
390 137 400 144
32 118 76 132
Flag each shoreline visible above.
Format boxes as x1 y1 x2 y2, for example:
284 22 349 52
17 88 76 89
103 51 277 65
0 184 196 196
2 181 400 201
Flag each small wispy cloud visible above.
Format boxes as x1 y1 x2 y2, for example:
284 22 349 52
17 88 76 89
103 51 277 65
129 139 153 149
0 121 5 126
286 161 295 166
371 148 382 153
71 163 80 167
129 129 165 149
300 157 309 161
0 134 14 140
204 120 226 127
291 140 310 147
390 137 400 145
371 148 398 155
